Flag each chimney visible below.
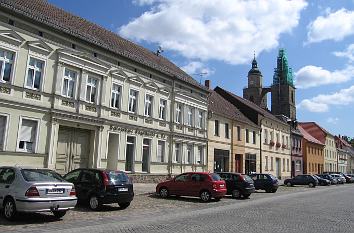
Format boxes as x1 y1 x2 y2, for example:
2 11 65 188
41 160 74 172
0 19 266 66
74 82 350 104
205 80 211 89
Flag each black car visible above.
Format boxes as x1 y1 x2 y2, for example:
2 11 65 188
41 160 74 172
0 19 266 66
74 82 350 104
317 174 337 185
284 174 319 187
63 168 134 210
217 172 255 198
313 175 331 186
249 173 279 193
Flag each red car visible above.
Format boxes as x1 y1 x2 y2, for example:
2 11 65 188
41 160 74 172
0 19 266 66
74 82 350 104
156 172 227 202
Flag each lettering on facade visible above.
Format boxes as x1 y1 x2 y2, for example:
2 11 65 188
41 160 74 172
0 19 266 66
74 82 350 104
0 86 11 94
109 125 166 139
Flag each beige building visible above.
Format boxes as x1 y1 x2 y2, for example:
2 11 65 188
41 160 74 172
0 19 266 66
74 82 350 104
0 1 209 179
324 136 338 172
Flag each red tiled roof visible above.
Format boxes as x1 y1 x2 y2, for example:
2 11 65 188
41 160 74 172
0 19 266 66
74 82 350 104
0 0 207 90
298 125 324 146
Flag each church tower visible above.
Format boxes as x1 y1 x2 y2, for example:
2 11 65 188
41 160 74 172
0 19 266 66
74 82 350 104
243 55 267 109
271 49 296 120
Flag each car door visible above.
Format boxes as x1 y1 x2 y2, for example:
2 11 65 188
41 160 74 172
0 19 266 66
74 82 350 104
257 174 266 189
63 169 81 198
189 174 203 197
0 168 16 206
293 175 302 185
76 170 97 201
219 173 233 194
250 174 259 189
171 174 190 196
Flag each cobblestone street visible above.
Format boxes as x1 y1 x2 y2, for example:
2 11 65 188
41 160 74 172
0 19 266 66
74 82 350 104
1 184 353 233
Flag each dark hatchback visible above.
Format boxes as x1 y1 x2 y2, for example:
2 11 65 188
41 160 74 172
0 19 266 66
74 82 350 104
284 174 319 187
63 168 134 210
249 173 279 193
217 172 255 198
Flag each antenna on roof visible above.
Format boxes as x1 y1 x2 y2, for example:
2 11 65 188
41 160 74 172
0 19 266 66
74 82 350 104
156 45 164 56
193 72 208 84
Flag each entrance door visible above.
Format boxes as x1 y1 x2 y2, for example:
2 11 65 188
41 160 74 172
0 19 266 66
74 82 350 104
235 154 242 173
245 154 256 175
214 149 229 172
125 136 135 172
142 139 151 172
291 161 295 177
56 126 91 174
276 158 281 178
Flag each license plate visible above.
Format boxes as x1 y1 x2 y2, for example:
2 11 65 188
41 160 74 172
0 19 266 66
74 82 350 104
118 188 128 192
47 188 64 194
220 184 224 187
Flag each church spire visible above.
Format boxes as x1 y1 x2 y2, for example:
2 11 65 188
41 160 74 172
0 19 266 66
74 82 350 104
249 52 261 75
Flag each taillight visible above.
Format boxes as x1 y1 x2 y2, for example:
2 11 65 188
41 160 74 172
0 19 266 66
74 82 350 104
102 172 110 188
69 187 76 196
25 186 39 197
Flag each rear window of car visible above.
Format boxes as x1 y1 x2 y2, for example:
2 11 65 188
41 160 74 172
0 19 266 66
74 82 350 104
269 174 277 180
106 171 129 184
21 169 65 182
210 173 221 181
242 175 253 183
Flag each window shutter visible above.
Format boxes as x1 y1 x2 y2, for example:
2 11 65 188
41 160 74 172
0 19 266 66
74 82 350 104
20 119 37 142
0 116 6 150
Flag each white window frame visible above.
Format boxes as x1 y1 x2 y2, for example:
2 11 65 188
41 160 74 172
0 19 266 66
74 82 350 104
175 143 181 163
196 146 204 165
0 49 15 83
264 129 268 144
157 140 165 163
25 57 45 90
186 106 193 126
159 99 167 120
111 83 122 109
128 89 139 113
16 117 40 153
197 110 204 128
144 94 153 117
61 68 77 98
85 76 98 104
187 144 193 164
175 103 182 124
0 114 9 151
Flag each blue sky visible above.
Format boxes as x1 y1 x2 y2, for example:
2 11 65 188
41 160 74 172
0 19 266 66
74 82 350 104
48 0 354 137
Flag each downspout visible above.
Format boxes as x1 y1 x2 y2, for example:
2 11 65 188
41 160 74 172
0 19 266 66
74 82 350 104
259 118 263 173
168 77 176 178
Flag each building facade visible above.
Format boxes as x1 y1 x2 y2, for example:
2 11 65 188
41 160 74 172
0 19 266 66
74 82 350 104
291 128 303 177
0 0 208 179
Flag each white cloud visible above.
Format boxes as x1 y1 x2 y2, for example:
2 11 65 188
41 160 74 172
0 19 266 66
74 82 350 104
120 0 307 65
295 65 354 89
180 61 214 77
298 85 354 112
327 117 339 125
334 44 354 63
307 8 354 43
132 0 161 6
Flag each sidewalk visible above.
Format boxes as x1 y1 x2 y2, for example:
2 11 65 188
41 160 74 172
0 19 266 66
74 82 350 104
134 183 157 195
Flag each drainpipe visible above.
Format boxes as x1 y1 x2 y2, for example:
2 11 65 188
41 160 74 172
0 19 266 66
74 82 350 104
168 77 176 178
259 118 264 173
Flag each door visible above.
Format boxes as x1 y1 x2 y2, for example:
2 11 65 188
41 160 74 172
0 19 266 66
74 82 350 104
125 136 135 172
171 173 190 196
291 161 295 177
0 168 15 205
56 126 91 174
235 154 242 173
189 174 204 196
142 139 151 173
275 158 281 179
76 170 101 201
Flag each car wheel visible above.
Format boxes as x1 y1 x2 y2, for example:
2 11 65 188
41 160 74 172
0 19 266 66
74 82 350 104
200 191 211 202
159 187 169 198
243 194 250 199
286 182 292 187
232 189 241 199
89 195 101 210
118 202 131 209
3 198 17 221
308 182 314 188
53 210 67 219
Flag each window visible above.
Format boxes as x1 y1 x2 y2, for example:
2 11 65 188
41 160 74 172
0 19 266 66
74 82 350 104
245 129 249 143
111 83 121 109
270 131 274 142
0 115 7 151
175 174 189 182
271 157 274 171
0 49 14 83
225 123 229 138
157 141 165 162
276 133 279 143
144 95 153 117
197 146 204 165
62 68 76 98
283 158 285 172
252 131 256 144
237 126 241 141
26 57 44 90
197 110 204 128
214 120 219 136
86 76 98 103
265 156 268 171
186 106 193 126
128 89 138 113
18 119 38 153
187 144 193 164
282 135 285 145
287 159 290 172
175 143 181 163
286 137 289 147
159 99 167 120
264 129 268 144
175 103 182 124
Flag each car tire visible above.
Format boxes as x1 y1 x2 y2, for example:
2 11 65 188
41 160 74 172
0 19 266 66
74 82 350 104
53 210 67 219
200 190 211 202
89 195 101 211
308 182 314 188
232 189 241 199
159 187 169 198
286 182 292 187
118 202 131 209
3 198 17 221
243 194 250 199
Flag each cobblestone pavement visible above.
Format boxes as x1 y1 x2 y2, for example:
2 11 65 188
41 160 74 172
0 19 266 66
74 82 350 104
1 184 353 233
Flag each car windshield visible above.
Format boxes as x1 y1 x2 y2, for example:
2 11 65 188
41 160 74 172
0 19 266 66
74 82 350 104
242 175 254 183
269 174 277 180
210 173 221 181
106 171 129 184
21 169 65 182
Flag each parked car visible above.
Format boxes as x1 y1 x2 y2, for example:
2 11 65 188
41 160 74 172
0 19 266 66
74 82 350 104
217 172 255 198
330 174 345 184
63 168 134 210
248 173 279 193
342 174 354 183
156 172 226 202
284 175 319 187
0 166 77 220
313 175 331 186
317 174 337 185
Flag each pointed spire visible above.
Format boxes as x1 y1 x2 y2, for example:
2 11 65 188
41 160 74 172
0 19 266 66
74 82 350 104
248 51 261 75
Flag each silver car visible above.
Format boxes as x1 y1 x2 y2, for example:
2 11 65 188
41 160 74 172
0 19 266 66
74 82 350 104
0 166 77 220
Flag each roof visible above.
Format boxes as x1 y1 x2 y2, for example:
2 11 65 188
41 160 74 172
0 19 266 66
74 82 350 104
0 0 206 90
215 86 288 126
208 90 259 128
299 122 333 137
298 125 324 146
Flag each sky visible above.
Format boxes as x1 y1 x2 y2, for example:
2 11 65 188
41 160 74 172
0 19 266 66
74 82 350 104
48 0 354 137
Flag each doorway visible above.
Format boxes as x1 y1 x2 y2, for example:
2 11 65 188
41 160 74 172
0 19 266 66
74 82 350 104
235 154 243 173
107 133 119 170
142 138 151 172
214 149 229 172
245 153 256 175
125 136 135 172
276 158 281 178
